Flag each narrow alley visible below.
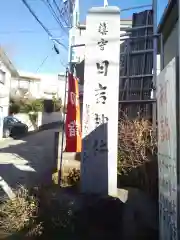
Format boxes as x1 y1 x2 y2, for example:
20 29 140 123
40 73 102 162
0 126 62 198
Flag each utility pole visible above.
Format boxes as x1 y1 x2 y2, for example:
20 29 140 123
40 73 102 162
104 0 108 7
57 0 80 185
69 0 80 73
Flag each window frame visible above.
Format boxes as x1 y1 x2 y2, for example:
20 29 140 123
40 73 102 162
0 69 5 84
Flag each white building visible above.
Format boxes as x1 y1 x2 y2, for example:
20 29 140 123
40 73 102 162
39 73 66 101
11 72 66 101
11 74 41 99
0 47 19 139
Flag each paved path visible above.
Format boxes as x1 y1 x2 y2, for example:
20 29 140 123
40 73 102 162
0 127 62 198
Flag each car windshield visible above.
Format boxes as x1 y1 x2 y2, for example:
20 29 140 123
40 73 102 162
5 117 20 123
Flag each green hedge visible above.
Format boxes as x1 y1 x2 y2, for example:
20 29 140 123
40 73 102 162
9 97 62 114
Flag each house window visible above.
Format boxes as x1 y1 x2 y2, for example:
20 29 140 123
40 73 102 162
0 70 5 84
71 36 75 45
19 80 29 89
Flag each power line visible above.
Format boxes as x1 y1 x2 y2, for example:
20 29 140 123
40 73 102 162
21 0 68 50
36 53 50 72
52 0 69 27
0 29 61 34
36 48 67 72
41 0 68 35
21 0 53 36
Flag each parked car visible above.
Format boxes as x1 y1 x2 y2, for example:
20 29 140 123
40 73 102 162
3 116 28 138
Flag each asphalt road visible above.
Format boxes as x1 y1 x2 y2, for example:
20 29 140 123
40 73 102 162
0 127 62 198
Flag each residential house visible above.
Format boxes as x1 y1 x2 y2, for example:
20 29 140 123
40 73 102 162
157 0 178 68
0 47 19 139
11 72 66 102
39 73 65 101
11 74 41 99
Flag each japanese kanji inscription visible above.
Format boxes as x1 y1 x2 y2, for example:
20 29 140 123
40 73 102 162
81 7 120 196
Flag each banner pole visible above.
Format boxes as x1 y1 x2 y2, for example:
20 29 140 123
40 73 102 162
58 68 69 185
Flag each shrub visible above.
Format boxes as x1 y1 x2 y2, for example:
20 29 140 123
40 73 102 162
20 99 43 113
117 117 158 198
54 100 62 112
0 186 42 237
9 101 20 114
52 168 80 186
0 185 77 238
67 168 80 185
9 97 43 114
52 96 62 112
118 118 157 174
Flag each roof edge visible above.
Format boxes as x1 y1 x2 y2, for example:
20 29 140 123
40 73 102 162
18 75 41 81
157 0 177 33
0 47 19 77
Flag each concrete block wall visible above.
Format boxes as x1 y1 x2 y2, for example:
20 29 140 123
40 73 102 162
14 112 63 132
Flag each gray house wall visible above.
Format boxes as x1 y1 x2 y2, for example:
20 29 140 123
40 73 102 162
164 20 179 67
157 0 178 68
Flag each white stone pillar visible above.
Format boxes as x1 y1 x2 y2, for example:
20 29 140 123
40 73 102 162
81 6 120 196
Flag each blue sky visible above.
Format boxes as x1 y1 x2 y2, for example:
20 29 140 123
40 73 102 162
0 0 168 74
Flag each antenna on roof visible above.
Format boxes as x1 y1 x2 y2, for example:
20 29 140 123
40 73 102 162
104 0 108 7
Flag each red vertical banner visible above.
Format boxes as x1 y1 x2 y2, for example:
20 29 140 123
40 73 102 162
65 72 82 152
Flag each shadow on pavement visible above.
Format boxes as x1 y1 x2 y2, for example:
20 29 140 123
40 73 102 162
0 124 61 199
0 121 159 240
11 121 62 140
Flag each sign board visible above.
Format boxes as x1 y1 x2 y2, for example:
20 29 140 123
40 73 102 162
81 6 120 196
71 46 80 63
69 29 80 63
157 57 178 240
